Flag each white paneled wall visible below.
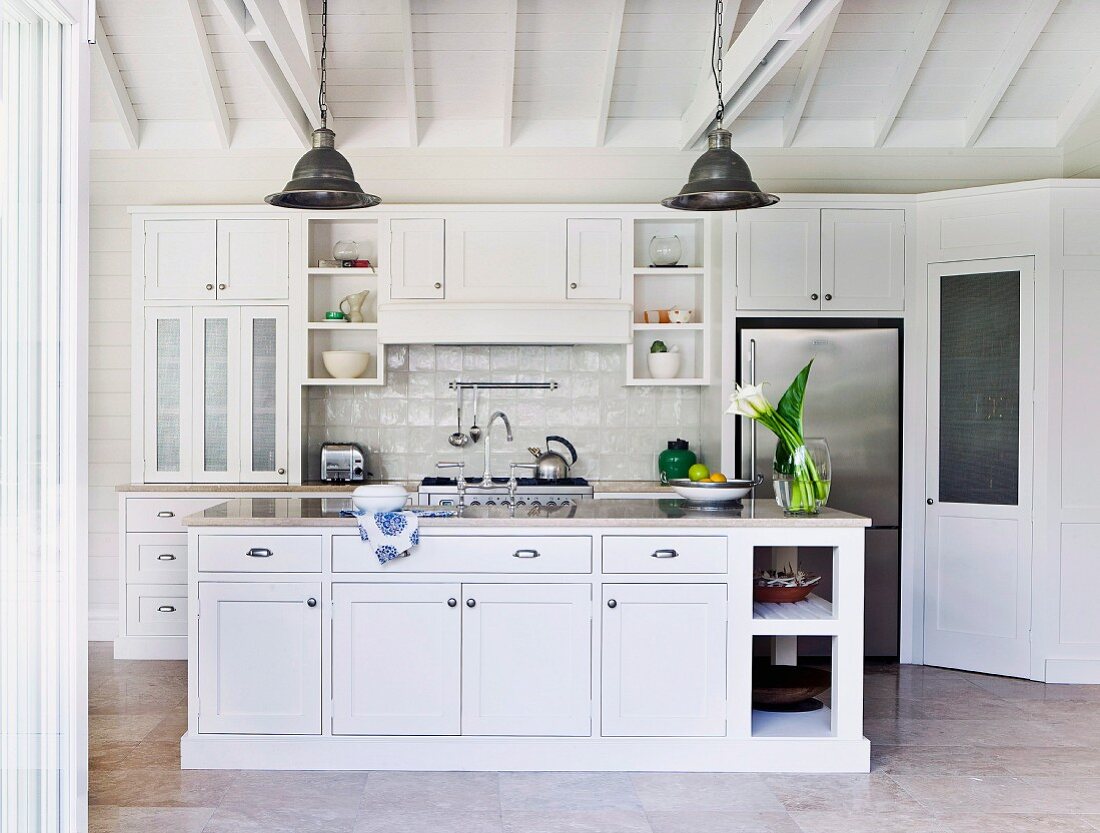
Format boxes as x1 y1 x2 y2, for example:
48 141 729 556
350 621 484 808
88 146 1068 638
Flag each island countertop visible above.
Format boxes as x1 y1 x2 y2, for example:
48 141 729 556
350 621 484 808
183 497 870 528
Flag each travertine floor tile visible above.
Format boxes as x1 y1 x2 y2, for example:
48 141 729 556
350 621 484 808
89 714 162 746
203 804 357 833
499 772 641 812
632 773 784 813
362 771 500 813
501 809 652 833
763 773 923 814
893 775 1100 815
788 809 938 833
647 810 799 833
934 813 1100 832
221 771 368 812
353 810 503 833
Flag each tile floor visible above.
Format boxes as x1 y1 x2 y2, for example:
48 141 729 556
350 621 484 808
89 643 1100 833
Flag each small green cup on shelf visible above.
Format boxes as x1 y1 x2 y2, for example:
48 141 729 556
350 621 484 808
324 311 345 321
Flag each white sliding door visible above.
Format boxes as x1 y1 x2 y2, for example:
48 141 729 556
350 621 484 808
924 258 1034 678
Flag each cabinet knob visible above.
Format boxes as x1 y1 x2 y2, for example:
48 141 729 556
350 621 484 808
307 598 317 607
466 599 476 608
607 599 618 609
434 282 442 289
927 498 934 505
811 293 819 301
824 293 833 301
206 283 214 291
447 598 457 607
277 467 286 475
218 283 227 290
570 282 578 289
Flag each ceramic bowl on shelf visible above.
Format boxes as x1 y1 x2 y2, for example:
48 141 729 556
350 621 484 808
669 474 762 503
352 484 408 514
753 583 817 604
668 308 694 324
752 665 831 712
322 350 370 379
647 351 681 379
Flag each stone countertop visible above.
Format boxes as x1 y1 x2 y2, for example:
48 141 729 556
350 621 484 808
184 498 870 529
116 480 673 494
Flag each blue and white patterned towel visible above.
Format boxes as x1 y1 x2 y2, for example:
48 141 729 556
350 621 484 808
340 508 456 564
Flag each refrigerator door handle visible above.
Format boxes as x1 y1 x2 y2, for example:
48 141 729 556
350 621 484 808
749 338 757 483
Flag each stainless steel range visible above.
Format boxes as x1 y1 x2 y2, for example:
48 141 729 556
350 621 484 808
417 477 593 508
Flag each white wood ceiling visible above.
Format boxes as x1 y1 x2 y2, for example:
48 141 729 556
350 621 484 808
90 0 1100 150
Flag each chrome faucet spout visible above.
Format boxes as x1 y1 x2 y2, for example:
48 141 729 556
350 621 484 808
480 411 513 487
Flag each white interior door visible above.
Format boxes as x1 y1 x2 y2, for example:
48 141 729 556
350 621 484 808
332 583 461 736
925 257 1034 678
462 583 591 736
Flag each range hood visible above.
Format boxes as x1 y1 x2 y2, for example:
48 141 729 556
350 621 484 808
377 301 633 345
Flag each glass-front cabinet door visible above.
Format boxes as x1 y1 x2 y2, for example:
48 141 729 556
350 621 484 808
240 307 289 482
143 307 194 482
191 307 242 482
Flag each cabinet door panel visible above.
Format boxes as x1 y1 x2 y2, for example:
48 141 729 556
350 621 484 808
332 584 461 735
736 210 820 310
240 307 288 482
192 308 241 482
446 214 566 301
821 209 905 311
390 218 445 299
567 218 622 299
144 219 217 301
197 581 321 735
602 584 726 737
216 219 290 300
462 583 591 736
143 307 193 482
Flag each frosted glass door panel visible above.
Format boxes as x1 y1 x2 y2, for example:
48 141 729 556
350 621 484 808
143 307 193 482
192 308 240 481
240 307 288 482
938 271 1020 506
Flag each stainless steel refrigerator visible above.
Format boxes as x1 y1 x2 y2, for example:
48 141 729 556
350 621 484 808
738 321 901 657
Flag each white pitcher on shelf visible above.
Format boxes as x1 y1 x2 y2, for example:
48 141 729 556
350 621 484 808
339 290 371 323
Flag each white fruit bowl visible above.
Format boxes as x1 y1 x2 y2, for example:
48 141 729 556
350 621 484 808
647 351 681 379
322 350 371 379
669 475 763 503
352 484 408 514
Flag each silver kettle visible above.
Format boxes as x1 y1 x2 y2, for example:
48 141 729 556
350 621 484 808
528 435 578 480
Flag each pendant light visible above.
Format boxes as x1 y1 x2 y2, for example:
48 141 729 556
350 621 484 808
266 0 380 209
661 0 778 211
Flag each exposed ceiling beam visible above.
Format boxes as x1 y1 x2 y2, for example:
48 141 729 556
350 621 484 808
241 0 322 127
694 0 741 93
92 17 139 149
183 0 232 149
872 0 949 148
286 0 314 72
1057 54 1100 145
594 0 626 147
501 0 518 147
398 0 418 147
679 0 835 149
207 0 312 147
781 3 840 147
964 0 1058 147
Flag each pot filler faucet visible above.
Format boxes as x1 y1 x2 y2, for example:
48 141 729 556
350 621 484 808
480 411 512 487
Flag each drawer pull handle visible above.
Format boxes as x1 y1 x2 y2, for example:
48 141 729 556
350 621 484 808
156 553 177 561
607 599 617 609
447 598 457 607
652 549 679 559
156 605 176 613
247 547 273 558
156 510 175 518
513 549 540 559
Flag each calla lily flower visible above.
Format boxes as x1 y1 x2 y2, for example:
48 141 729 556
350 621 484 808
727 383 773 420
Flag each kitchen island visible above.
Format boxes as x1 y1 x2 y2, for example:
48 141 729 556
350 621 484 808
182 498 870 772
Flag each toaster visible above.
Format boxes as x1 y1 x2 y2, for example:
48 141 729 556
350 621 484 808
320 443 366 482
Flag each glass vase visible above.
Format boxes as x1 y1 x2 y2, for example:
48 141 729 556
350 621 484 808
649 235 682 266
773 437 831 515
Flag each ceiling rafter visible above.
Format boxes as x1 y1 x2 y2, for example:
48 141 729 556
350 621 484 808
92 17 139 149
694 0 741 93
872 0 949 148
594 0 627 147
1057 54 1100 145
964 0 1059 147
781 3 840 148
207 0 312 147
501 0 519 147
183 0 231 149
679 0 837 150
241 0 322 127
287 0 314 72
398 0 418 147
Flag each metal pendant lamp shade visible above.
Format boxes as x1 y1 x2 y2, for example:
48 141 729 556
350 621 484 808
265 128 380 210
661 128 778 211
265 0 380 210
662 0 777 212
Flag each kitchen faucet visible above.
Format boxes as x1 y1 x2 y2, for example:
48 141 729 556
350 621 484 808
479 411 512 487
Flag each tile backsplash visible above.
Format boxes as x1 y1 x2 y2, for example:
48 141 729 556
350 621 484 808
305 344 708 482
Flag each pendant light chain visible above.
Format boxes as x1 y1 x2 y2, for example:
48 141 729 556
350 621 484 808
318 0 329 128
713 0 724 127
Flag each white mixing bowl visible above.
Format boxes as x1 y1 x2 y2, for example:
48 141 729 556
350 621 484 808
352 484 408 514
322 350 371 379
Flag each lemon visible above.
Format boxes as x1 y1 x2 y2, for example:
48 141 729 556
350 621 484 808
687 463 710 482
709 472 727 483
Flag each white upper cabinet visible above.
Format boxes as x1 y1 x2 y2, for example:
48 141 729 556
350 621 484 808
567 218 622 300
239 307 289 482
144 220 217 301
142 218 289 302
821 209 905 311
389 218 446 299
446 213 566 301
736 209 821 310
197 581 321 735
143 307 194 483
461 583 591 736
191 307 241 483
216 219 290 301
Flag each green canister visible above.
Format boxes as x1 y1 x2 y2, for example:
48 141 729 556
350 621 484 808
658 438 697 484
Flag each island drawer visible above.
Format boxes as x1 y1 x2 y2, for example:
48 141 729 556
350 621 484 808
127 497 228 533
332 535 592 573
126 533 188 584
602 536 727 574
126 585 187 636
198 534 323 573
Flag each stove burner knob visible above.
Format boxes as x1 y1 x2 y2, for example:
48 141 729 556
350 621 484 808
470 500 481 506
531 499 542 506
486 500 497 506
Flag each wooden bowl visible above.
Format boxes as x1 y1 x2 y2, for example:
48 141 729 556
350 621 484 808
753 583 816 604
752 665 831 710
